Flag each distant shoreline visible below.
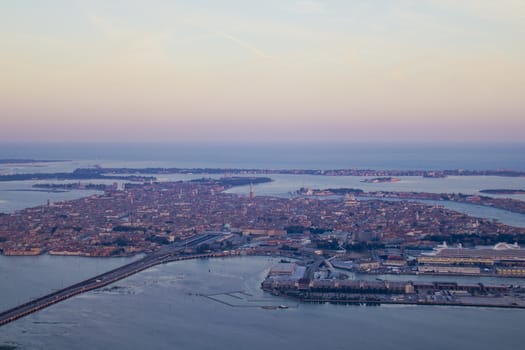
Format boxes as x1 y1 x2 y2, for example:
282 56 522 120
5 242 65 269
480 189 525 195
301 187 525 215
0 159 69 165
1 166 525 182
361 177 401 183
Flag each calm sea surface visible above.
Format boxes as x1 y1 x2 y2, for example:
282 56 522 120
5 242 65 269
1 143 525 349
0 254 142 311
1 257 525 350
1 142 524 170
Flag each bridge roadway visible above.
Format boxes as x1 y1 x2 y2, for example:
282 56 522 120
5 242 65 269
0 233 221 327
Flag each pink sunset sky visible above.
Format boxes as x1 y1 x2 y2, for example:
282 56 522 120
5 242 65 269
1 1 524 143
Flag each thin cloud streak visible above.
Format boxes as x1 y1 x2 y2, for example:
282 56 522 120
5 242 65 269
214 31 272 59
0 1 523 143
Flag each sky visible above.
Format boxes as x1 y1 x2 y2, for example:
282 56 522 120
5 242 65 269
1 0 524 143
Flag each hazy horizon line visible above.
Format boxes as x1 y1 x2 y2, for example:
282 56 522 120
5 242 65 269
2 141 525 146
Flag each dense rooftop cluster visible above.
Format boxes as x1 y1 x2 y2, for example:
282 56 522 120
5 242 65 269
0 179 523 256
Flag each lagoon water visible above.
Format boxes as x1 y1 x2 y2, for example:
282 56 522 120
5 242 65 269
0 254 141 311
1 143 525 349
2 257 525 350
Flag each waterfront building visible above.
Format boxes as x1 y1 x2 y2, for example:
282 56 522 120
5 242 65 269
418 243 525 267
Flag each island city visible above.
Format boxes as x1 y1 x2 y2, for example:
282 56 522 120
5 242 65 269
2 168 525 326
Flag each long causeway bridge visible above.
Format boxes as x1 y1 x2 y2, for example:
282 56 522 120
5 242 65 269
0 233 222 327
